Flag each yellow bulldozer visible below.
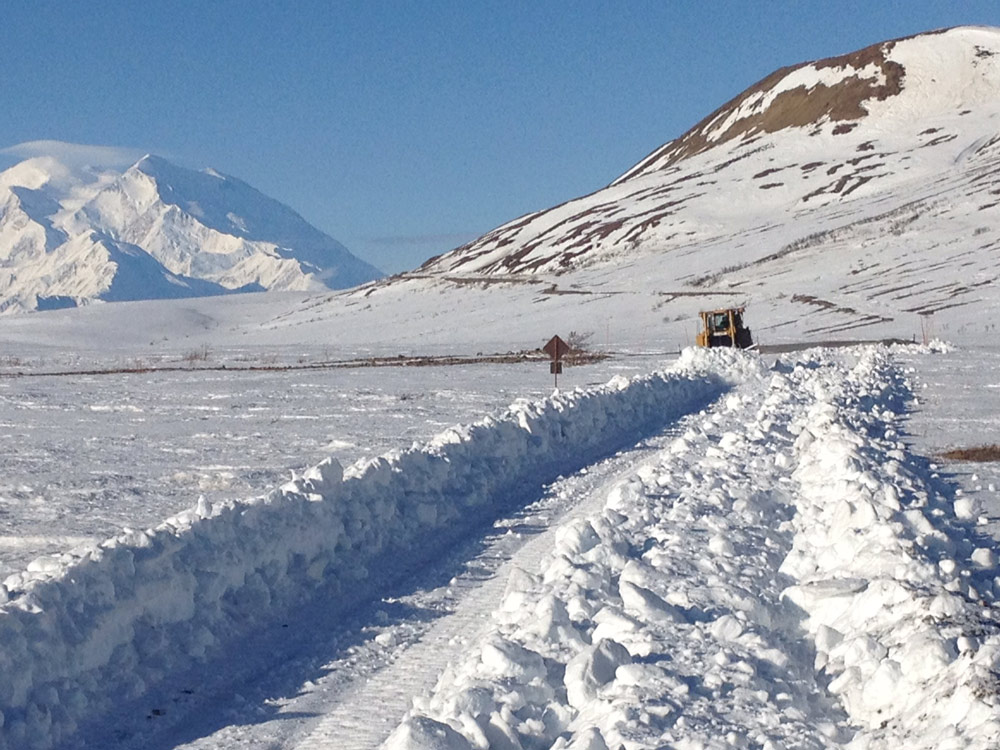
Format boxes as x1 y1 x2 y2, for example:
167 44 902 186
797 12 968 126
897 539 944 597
696 307 754 349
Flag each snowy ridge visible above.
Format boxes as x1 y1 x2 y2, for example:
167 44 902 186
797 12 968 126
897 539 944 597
385 346 1000 750
0 355 727 749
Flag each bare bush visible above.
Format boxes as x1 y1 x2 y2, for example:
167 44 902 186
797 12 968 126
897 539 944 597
938 445 1000 462
182 346 211 363
566 330 594 352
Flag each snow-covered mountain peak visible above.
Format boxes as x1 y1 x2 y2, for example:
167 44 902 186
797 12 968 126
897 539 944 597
126 153 221 189
620 26 1000 182
0 150 382 313
120 154 317 245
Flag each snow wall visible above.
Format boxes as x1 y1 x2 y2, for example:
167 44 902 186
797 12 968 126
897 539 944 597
0 352 733 749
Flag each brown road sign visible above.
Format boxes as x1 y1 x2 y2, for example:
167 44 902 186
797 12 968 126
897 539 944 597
543 335 571 361
550 361 563 375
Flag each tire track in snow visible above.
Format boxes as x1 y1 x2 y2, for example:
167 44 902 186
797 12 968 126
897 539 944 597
72 362 728 750
381 353 855 749
293 426 690 750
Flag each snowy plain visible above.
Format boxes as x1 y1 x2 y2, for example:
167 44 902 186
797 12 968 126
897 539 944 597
0 334 998 750
0 354 660 579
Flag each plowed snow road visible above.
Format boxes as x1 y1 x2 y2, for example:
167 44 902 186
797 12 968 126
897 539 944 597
71 404 704 750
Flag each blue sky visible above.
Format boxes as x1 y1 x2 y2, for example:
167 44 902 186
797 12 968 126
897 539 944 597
3 1 1000 273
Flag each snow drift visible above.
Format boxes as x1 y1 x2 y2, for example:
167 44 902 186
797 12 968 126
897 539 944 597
782 347 1000 747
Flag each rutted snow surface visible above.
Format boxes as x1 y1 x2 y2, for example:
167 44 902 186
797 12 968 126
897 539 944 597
385 346 1000 750
292 424 692 750
2 346 999 749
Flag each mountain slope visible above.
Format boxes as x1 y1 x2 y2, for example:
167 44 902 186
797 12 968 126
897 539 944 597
0 153 382 314
417 26 1000 281
327 26 990 346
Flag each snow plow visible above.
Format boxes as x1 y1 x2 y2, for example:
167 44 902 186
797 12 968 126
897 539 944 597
696 307 754 349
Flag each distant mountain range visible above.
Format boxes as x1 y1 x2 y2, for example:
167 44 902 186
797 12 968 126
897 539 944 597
0 153 382 314
5 26 1000 350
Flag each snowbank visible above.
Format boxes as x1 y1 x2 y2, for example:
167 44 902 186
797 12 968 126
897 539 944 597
0 350 730 749
385 345 1000 750
782 346 1000 748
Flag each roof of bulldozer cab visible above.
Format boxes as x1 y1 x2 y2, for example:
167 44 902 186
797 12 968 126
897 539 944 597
698 306 745 317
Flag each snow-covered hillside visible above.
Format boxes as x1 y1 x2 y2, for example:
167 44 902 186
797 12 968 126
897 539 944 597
0 152 382 314
423 26 1000 278
360 26 998 346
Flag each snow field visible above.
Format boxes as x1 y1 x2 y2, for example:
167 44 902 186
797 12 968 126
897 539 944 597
0 358 633 580
384 346 1000 750
0 350 731 750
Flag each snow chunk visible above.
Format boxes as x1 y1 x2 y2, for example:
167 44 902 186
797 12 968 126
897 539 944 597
384 716 473 750
564 639 632 709
954 495 977 519
619 579 686 623
971 547 996 569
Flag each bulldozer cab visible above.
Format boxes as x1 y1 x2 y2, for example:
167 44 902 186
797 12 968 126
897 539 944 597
696 307 753 349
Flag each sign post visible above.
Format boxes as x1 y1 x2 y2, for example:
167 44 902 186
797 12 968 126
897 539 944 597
543 335 570 388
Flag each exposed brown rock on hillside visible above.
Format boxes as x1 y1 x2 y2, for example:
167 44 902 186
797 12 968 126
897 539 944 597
614 36 924 184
